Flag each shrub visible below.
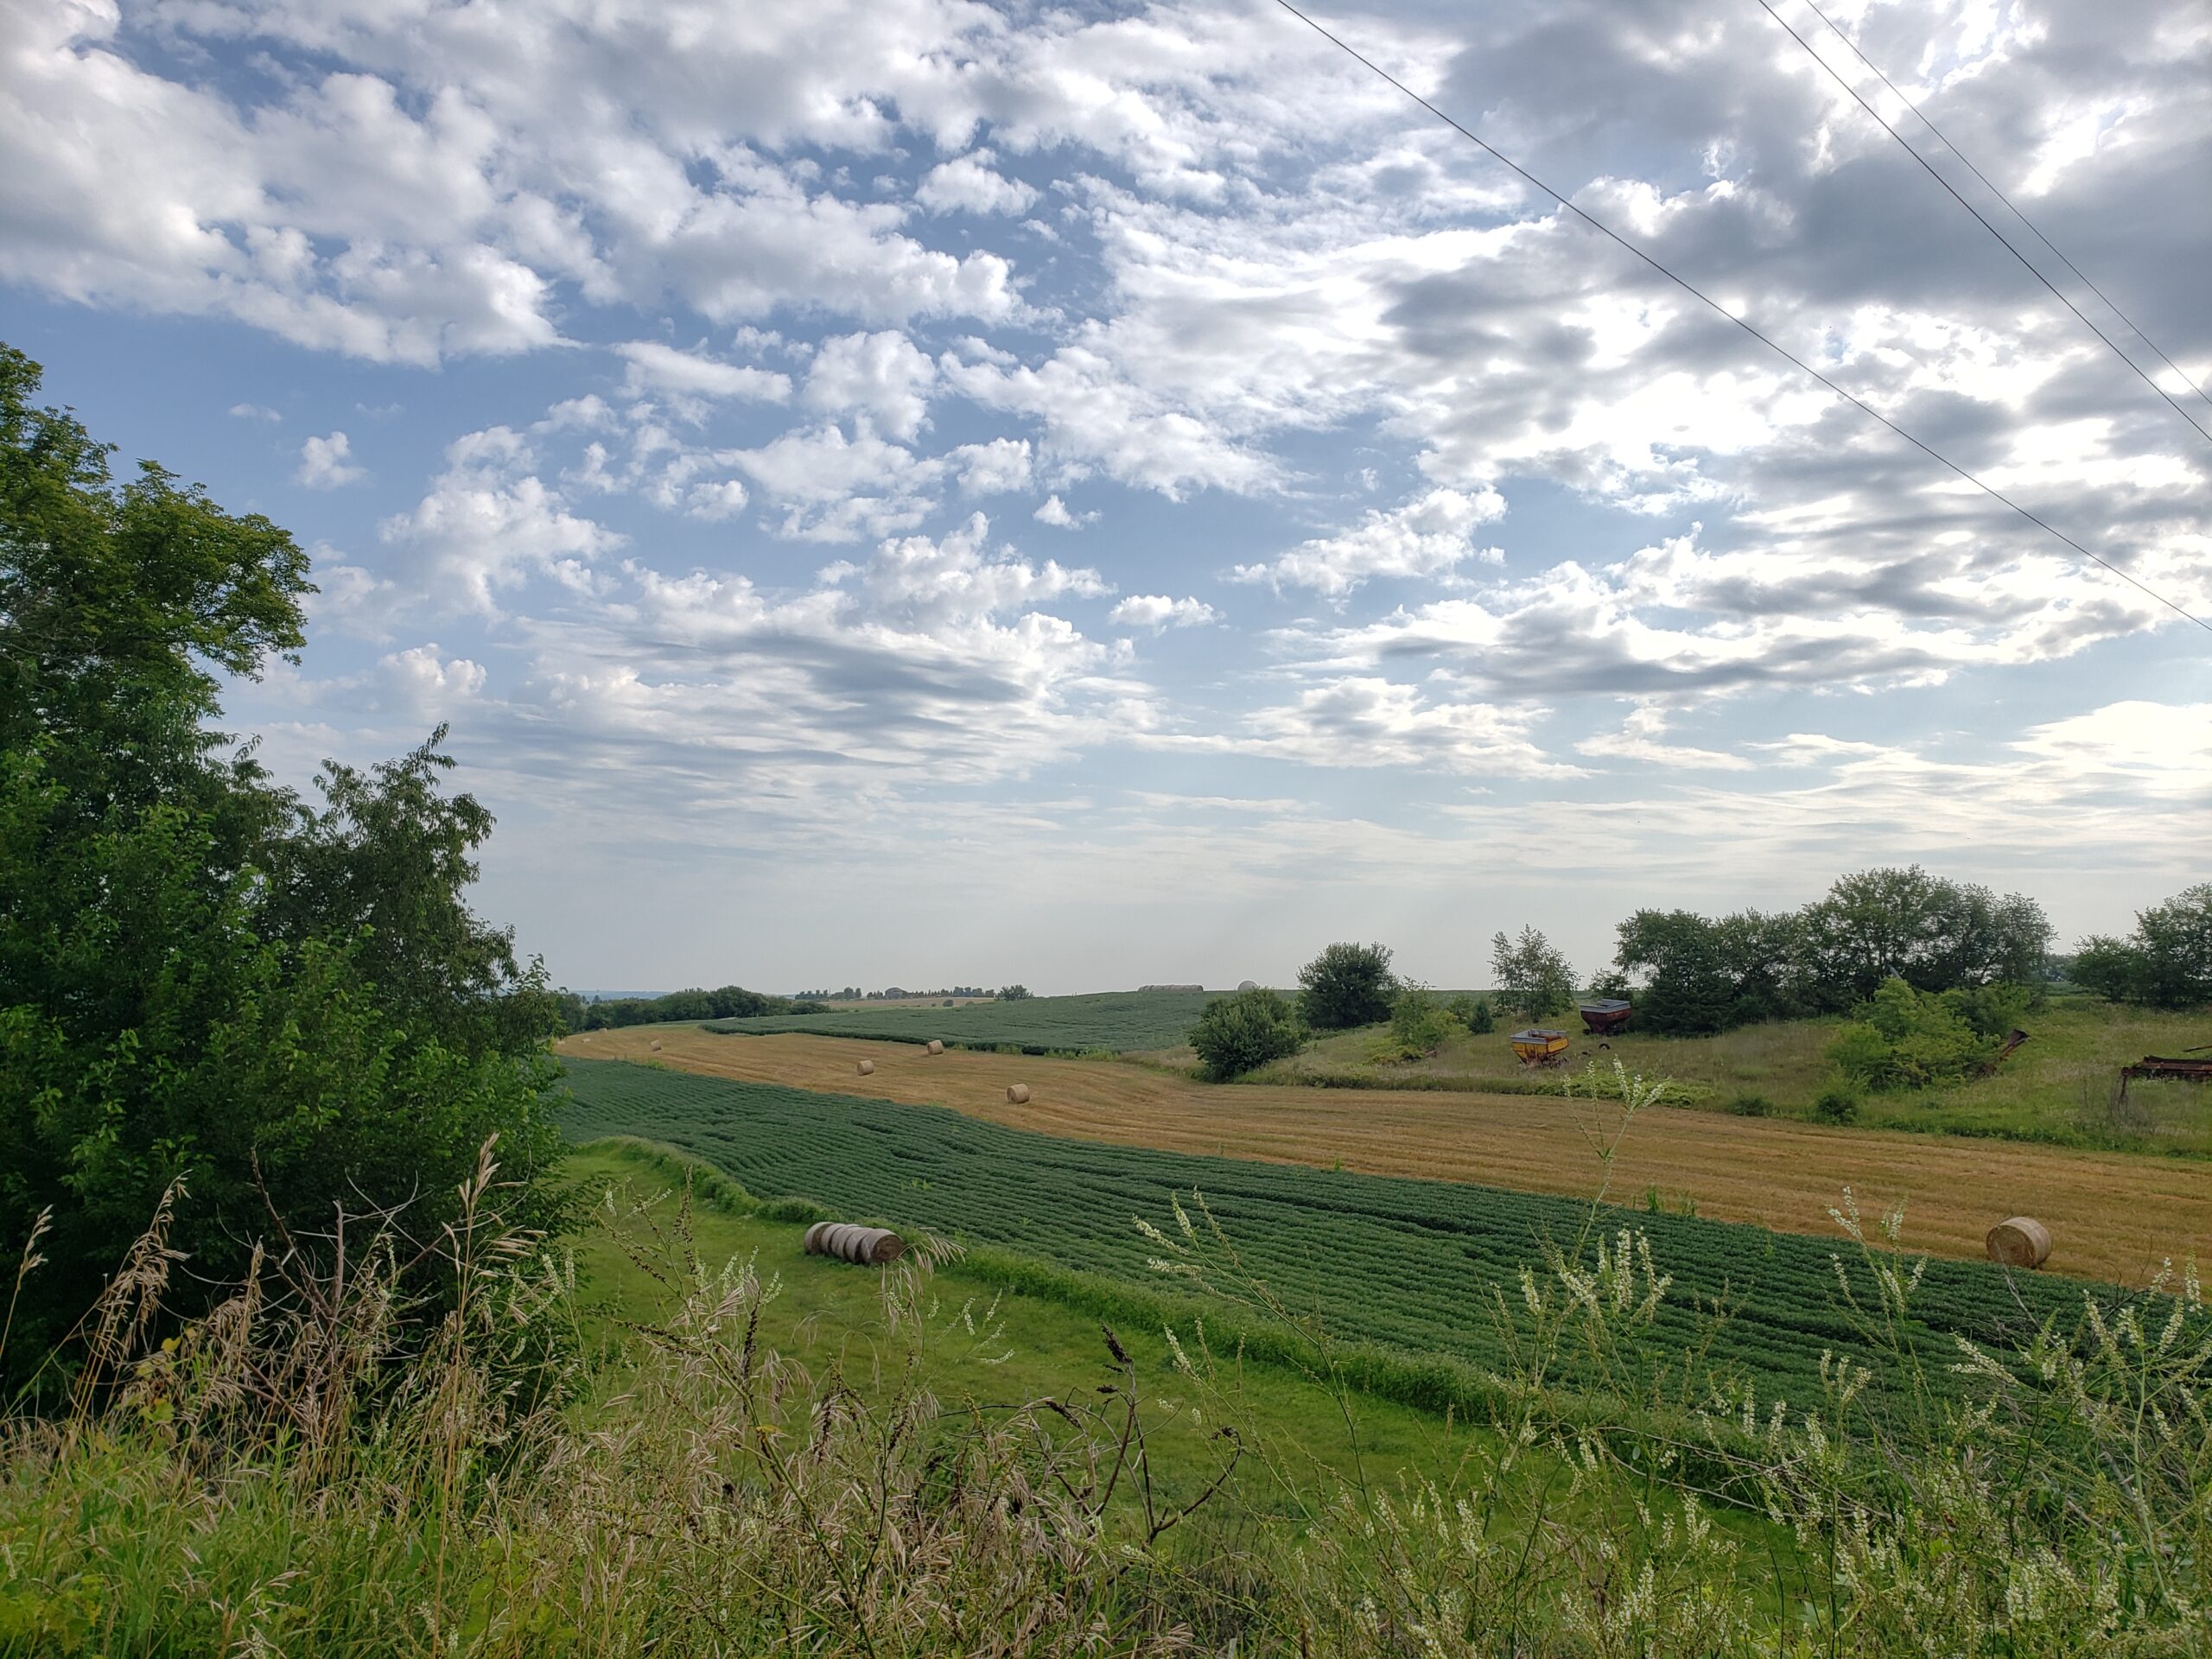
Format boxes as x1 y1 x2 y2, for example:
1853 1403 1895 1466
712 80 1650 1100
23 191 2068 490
1383 982 1454 1060
997 983 1034 1001
1189 988 1305 1081
1725 1092 1772 1117
1945 979 2042 1039
1295 942 1396 1030
1447 993 1495 1033
1815 1084 1861 1123
1828 978 1999 1091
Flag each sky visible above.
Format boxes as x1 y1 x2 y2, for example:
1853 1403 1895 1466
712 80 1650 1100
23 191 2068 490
3 0 2207 995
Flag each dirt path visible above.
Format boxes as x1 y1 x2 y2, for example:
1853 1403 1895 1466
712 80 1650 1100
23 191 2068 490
560 1027 2212 1287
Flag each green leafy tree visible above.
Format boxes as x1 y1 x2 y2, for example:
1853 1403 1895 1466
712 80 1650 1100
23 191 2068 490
1188 988 1304 1081
1295 942 1397 1030
1613 907 1802 1035
0 344 563 1376
2072 885 2212 1009
1795 867 2050 1010
1489 926 1575 1020
997 983 1034 1001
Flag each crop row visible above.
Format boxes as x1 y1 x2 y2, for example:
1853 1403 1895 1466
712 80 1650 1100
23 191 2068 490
700 988 1216 1054
557 1059 2126 1414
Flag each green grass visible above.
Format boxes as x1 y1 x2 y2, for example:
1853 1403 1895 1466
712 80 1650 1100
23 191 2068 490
568 1142 1498 1511
700 988 1223 1053
556 1060 2144 1422
1247 995 2212 1154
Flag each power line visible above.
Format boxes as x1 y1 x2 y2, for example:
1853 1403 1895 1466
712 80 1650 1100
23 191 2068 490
1757 0 2212 448
1793 0 2212 417
1264 0 2212 635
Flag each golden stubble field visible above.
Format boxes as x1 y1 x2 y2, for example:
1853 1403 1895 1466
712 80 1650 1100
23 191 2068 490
559 1027 2212 1287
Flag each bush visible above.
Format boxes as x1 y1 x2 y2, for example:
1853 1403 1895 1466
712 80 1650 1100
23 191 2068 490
1382 983 1454 1060
1815 1084 1861 1123
997 983 1034 1001
1295 943 1397 1030
1447 993 1495 1033
1725 1092 1772 1117
1189 988 1305 1081
1945 980 2042 1039
1828 978 2000 1091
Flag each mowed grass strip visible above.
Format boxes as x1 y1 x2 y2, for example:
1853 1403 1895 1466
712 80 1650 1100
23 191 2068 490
557 1027 2212 1287
699 988 1220 1052
556 1061 2157 1419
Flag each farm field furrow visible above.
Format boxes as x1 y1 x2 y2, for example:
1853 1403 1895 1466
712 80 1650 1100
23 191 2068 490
556 1027 2212 1286
556 1058 2160 1416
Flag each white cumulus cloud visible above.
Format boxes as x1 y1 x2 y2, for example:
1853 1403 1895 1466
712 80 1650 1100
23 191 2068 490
296 431 365 489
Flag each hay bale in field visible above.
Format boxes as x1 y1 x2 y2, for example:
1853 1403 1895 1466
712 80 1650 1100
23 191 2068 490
925 1039 944 1055
1986 1216 2052 1269
857 1058 875 1076
650 1039 663 1052
1006 1083 1031 1104
804 1221 906 1266
1236 980 1258 992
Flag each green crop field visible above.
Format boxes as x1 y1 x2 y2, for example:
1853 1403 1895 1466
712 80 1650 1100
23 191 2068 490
557 1058 2151 1419
701 988 1221 1053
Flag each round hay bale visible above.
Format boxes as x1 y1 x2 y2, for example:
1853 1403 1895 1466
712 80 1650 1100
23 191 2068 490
857 1058 875 1076
803 1220 908 1265
1986 1216 2052 1269
925 1039 944 1055
1006 1083 1032 1104
1237 980 1258 992
650 1039 663 1052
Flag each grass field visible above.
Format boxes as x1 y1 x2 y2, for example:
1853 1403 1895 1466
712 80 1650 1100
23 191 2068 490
1236 995 2212 1154
701 988 1223 1052
556 1058 2173 1421
558 1026 2212 1284
566 1140 1545 1517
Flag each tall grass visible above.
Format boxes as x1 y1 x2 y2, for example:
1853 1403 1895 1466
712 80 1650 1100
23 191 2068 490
2 1117 2208 1655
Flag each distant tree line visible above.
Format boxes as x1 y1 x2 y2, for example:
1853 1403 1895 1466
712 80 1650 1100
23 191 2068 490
556 986 826 1030
790 984 994 1001
1184 866 2208 1084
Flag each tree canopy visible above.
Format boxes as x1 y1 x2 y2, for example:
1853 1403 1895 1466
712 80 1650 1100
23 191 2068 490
2072 884 2212 1009
0 344 564 1381
1489 927 1576 1020
1295 942 1397 1030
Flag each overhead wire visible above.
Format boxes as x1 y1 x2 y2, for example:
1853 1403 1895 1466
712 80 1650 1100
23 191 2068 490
1263 0 2212 634
1756 0 2212 448
1792 0 2212 417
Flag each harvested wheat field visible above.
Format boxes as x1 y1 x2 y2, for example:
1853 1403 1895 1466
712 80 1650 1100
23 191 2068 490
558 1027 2212 1287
